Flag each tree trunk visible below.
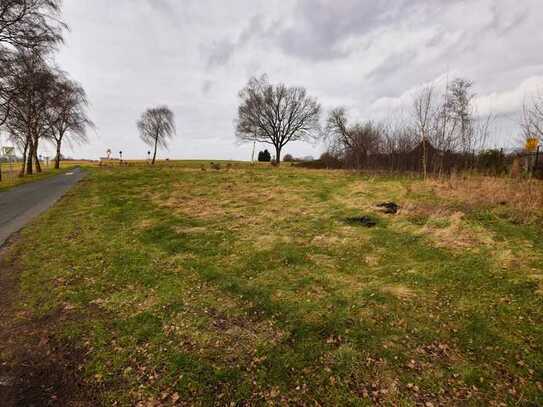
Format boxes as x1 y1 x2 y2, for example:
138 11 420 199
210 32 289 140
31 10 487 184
55 141 61 169
152 137 158 165
19 141 28 177
275 145 281 166
34 142 42 173
26 138 33 175
422 135 427 179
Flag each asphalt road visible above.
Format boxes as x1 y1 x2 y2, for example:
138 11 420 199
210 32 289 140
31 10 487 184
0 167 85 247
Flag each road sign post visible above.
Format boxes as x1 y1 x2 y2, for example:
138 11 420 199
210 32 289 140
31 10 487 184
535 145 540 175
525 138 540 177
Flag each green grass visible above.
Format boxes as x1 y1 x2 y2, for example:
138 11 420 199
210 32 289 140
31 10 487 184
6 164 543 405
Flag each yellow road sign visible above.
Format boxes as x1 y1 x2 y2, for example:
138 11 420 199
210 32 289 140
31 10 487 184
525 137 540 152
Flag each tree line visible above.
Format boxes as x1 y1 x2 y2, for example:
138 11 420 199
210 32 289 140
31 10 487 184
0 0 92 179
235 75 542 175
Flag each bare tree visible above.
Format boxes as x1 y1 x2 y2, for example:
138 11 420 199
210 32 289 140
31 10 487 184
1 50 57 175
47 73 93 168
0 50 18 127
0 0 65 126
137 106 176 164
0 0 65 51
445 78 475 155
521 91 543 142
412 86 435 178
0 0 66 175
380 115 417 171
326 108 354 151
325 108 382 169
235 75 321 165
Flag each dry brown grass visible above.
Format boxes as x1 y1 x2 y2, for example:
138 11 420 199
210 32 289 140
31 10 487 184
421 175 543 223
380 284 417 300
420 211 494 250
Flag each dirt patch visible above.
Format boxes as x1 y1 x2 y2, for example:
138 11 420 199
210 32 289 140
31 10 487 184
376 202 399 214
164 299 286 368
345 215 377 227
0 243 100 406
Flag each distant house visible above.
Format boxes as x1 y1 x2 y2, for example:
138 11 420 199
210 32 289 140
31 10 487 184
407 140 466 174
409 139 439 161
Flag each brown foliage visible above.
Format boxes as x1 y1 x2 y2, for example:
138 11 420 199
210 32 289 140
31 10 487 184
423 175 543 223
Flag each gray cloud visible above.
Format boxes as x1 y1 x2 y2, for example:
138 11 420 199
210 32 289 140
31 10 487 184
201 80 214 95
207 39 237 67
487 3 529 36
272 0 469 61
146 0 175 15
367 50 418 81
206 15 265 68
276 0 397 61
45 0 543 161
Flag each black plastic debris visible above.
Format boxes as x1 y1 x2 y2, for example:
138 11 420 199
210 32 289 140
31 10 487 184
346 216 377 227
376 202 399 214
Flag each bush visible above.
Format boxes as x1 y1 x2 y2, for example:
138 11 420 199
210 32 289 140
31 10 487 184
283 154 294 162
476 149 508 175
319 152 344 168
294 152 344 169
258 150 271 162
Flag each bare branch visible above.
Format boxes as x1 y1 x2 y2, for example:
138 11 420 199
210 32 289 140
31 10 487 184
235 75 321 164
137 106 176 164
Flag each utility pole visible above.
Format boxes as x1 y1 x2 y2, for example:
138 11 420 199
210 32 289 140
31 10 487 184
534 145 540 176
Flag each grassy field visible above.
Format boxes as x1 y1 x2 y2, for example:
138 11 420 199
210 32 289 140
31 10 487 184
1 163 543 405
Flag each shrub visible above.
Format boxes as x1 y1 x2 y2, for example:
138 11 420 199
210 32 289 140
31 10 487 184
476 149 508 175
320 152 344 168
258 150 271 162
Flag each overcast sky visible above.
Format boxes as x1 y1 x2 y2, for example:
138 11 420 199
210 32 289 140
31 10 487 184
43 0 543 160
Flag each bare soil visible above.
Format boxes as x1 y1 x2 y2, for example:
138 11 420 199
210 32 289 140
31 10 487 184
0 239 100 407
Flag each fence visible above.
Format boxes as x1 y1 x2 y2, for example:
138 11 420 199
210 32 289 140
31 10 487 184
0 161 21 182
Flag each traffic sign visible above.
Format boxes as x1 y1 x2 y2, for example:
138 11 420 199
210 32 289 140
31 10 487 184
525 137 540 152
